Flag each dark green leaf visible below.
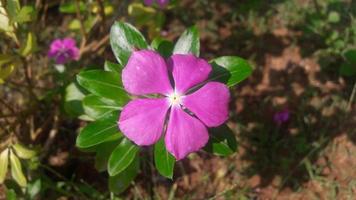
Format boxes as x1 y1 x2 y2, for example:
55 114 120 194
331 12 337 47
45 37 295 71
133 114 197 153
108 138 139 176
110 22 148 65
344 49 356 65
151 38 174 58
154 138 175 179
77 70 129 105
76 111 122 148
109 156 139 194
173 26 200 56
104 61 122 74
64 82 86 117
339 63 356 77
210 56 253 87
94 140 121 172
83 94 122 120
204 125 238 156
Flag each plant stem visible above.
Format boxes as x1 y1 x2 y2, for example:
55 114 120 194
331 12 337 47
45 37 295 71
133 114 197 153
347 81 356 111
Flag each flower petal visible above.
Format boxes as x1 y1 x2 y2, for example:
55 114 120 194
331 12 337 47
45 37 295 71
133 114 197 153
62 38 77 48
122 50 173 95
143 0 153 6
165 107 209 160
183 82 229 127
168 54 211 94
118 98 170 146
157 0 169 7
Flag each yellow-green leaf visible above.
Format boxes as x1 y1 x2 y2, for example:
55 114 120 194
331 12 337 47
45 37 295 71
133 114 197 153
0 148 9 183
12 143 36 159
0 64 15 84
19 32 37 56
10 150 27 187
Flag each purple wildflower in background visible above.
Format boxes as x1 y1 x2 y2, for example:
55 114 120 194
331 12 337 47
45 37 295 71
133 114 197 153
144 0 169 7
48 38 80 64
118 50 230 160
273 109 290 125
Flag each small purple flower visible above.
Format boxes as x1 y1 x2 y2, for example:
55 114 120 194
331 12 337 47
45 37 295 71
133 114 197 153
144 0 169 7
118 50 230 160
48 38 80 64
273 109 290 125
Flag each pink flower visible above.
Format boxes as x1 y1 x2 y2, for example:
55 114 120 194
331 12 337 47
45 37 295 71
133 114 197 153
144 0 169 7
48 38 80 64
273 109 290 125
118 50 230 160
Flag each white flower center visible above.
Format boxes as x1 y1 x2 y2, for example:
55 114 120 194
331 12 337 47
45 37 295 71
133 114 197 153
168 92 182 106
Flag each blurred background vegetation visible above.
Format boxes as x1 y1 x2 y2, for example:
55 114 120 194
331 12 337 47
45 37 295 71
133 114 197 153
0 0 355 199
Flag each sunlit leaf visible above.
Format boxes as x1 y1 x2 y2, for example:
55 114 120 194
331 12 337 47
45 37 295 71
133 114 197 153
154 138 175 179
0 148 9 184
19 32 37 56
110 22 148 65
6 0 20 22
173 26 200 56
210 56 253 87
108 138 139 176
59 2 85 13
13 6 36 23
77 70 129 105
64 82 86 117
12 143 36 159
10 150 27 187
76 111 122 148
104 60 122 74
83 94 122 120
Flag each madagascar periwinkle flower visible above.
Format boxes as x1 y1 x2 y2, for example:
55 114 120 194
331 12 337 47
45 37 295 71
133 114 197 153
48 38 80 64
118 50 230 160
144 0 169 7
273 109 290 125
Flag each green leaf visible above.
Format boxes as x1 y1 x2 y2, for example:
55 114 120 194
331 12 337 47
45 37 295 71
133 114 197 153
6 0 20 22
10 150 27 187
12 143 36 159
108 138 139 176
104 60 122 74
83 94 122 120
204 125 238 156
0 54 16 66
27 178 41 199
95 140 121 172
19 32 37 56
339 63 356 77
77 70 129 105
6 189 16 200
13 6 36 23
59 2 85 13
210 56 253 87
64 82 86 117
110 22 148 65
173 26 200 56
151 38 174 58
76 111 122 148
0 148 9 184
328 11 340 23
109 156 139 194
343 49 356 65
154 138 175 179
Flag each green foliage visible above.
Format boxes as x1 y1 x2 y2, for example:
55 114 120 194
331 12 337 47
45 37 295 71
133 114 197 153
0 148 9 184
204 125 238 156
210 56 253 87
154 138 175 179
108 138 139 176
10 150 27 187
173 26 200 56
110 22 149 65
